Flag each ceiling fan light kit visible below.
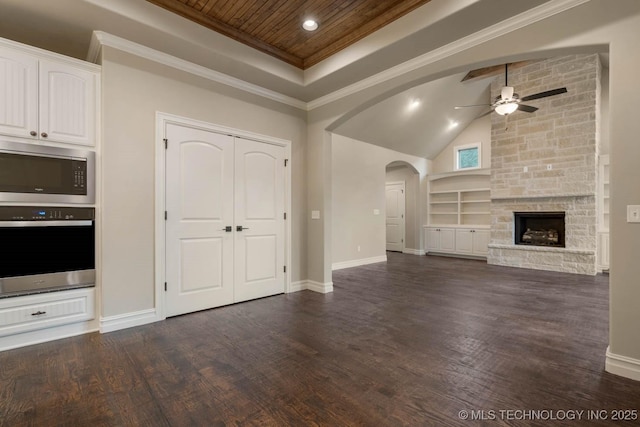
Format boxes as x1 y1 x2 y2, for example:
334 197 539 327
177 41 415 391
495 102 519 115
455 64 568 117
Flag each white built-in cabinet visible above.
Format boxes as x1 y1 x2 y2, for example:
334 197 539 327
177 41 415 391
598 155 610 271
0 41 98 146
0 37 100 351
425 169 491 258
426 227 456 253
455 228 490 256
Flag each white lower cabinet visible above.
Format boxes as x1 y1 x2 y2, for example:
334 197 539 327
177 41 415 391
0 288 95 337
425 226 489 258
425 227 456 253
455 228 490 256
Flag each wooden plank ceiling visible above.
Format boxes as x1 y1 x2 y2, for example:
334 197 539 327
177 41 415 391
145 0 432 69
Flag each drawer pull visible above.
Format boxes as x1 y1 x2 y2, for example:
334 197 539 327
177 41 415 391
31 311 47 316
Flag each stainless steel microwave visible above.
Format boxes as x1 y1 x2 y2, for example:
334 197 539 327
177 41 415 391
0 140 95 204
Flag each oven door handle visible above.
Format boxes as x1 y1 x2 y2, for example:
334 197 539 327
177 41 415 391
0 220 93 227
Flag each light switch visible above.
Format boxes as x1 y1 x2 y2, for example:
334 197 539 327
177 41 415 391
373 209 380 215
311 210 320 220
627 205 640 223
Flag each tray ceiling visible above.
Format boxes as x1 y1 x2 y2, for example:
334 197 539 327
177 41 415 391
145 0 432 69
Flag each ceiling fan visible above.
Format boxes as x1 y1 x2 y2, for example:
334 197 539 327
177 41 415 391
455 64 568 116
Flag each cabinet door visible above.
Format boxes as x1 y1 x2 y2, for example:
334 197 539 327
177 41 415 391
440 228 456 252
0 47 38 139
455 229 473 253
425 228 440 251
39 60 96 146
472 230 490 256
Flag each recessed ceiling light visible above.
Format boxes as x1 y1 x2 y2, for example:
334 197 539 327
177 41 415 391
302 19 318 31
449 121 459 129
408 99 421 110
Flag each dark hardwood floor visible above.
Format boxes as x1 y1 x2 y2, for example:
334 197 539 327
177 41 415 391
2 252 640 426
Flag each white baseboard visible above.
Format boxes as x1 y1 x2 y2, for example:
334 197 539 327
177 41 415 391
403 248 425 256
288 280 308 293
606 346 640 381
0 322 98 352
332 255 387 271
306 281 334 294
288 280 333 294
100 308 160 333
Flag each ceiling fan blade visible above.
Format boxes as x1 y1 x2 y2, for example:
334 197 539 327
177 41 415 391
454 104 491 109
517 104 538 113
521 87 567 102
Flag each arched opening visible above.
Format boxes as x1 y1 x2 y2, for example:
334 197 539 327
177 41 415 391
385 161 421 255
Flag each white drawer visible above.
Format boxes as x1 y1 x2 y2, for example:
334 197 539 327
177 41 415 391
0 288 95 337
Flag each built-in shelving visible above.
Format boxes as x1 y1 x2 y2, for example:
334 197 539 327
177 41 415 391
427 169 491 227
598 155 610 271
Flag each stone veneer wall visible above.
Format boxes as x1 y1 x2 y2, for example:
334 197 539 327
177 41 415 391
487 54 601 275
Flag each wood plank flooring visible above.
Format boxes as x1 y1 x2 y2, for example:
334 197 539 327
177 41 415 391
2 252 640 426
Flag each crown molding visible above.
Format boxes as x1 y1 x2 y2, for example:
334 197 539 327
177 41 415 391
307 0 591 110
85 0 590 112
88 31 307 111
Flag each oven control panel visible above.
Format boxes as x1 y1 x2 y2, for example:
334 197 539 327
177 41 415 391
0 206 95 221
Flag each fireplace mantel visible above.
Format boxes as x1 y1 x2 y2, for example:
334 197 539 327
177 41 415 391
491 193 594 201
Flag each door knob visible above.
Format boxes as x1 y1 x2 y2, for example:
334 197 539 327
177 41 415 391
236 226 250 232
220 226 232 232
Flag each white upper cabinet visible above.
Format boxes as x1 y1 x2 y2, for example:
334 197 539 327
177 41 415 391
39 60 96 146
0 42 98 146
0 49 38 139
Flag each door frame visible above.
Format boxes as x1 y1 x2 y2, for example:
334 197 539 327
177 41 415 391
154 112 292 320
385 181 406 253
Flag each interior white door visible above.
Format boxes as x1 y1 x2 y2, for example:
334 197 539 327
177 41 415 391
234 138 286 302
385 182 405 252
165 123 235 317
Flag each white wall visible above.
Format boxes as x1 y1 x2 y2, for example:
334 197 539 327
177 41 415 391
431 115 491 174
100 47 307 317
386 165 420 251
331 134 427 267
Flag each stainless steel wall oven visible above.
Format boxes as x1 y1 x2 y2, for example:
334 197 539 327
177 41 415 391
0 206 95 297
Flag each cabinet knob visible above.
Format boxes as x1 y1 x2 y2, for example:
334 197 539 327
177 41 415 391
30 130 37 137
41 132 48 138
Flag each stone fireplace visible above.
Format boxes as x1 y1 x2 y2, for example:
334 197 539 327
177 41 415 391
486 54 601 275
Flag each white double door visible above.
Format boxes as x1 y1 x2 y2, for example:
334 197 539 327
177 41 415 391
165 123 286 317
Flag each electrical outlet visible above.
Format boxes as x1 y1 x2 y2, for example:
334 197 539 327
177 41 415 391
547 164 553 171
357 245 361 252
627 205 640 223
523 166 528 172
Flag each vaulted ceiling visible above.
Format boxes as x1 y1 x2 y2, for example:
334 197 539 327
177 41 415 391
144 0 432 69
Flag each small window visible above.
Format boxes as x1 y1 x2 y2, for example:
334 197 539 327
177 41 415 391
455 143 481 170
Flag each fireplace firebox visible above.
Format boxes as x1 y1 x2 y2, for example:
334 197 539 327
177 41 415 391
514 212 565 248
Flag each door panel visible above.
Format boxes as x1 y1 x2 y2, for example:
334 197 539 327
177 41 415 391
165 124 234 316
245 235 278 282
180 142 226 220
243 152 277 219
385 183 405 252
180 238 224 292
39 60 95 145
234 138 285 302
0 48 38 139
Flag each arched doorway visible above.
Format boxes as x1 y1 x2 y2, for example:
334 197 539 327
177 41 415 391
385 161 420 254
